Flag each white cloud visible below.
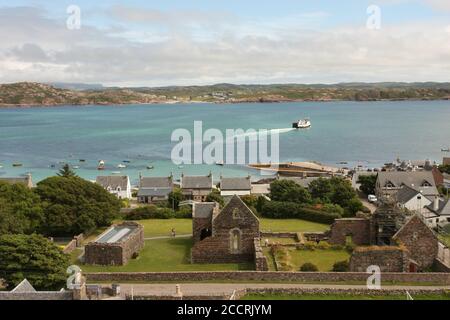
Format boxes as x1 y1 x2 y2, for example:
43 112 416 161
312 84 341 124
0 6 449 86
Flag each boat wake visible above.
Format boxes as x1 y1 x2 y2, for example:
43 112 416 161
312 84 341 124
226 128 296 141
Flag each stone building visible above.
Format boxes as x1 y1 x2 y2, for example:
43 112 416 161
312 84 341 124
392 215 439 270
85 221 144 266
137 175 174 203
349 246 410 272
191 195 260 264
0 173 33 188
329 218 371 246
180 173 213 202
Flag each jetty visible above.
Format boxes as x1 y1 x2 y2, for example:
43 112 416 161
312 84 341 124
248 161 346 177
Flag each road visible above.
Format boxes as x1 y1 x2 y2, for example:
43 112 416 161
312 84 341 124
104 283 450 298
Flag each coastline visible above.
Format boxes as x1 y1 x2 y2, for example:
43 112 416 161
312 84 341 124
1 97 449 109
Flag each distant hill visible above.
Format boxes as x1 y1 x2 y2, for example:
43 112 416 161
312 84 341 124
1 81 450 107
48 82 105 91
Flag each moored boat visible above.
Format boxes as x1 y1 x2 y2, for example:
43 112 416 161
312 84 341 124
117 164 127 168
12 163 23 167
97 160 105 170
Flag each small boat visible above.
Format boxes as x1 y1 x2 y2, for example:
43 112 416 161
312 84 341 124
72 166 80 169
117 164 127 169
0 165 3 169
215 161 224 166
12 163 23 167
292 118 311 129
178 165 184 169
79 159 86 162
123 160 131 163
111 171 121 174
146 165 154 170
442 148 450 152
97 160 105 170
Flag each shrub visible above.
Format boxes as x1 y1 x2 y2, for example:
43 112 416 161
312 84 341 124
300 262 319 272
317 241 331 250
332 260 349 272
175 205 192 218
261 201 340 224
127 205 174 220
270 180 312 204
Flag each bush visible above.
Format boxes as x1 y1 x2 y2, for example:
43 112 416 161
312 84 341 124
127 205 174 220
206 190 224 207
270 180 312 204
332 260 349 272
175 205 192 218
317 241 331 250
261 201 341 224
300 262 319 272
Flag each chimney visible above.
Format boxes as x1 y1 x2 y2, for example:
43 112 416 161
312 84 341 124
434 196 439 211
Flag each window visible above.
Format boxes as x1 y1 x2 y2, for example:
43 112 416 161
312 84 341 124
421 181 432 187
385 181 395 188
232 208 241 220
230 229 241 254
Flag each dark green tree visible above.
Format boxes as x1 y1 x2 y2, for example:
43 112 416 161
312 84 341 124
0 234 69 290
0 182 44 235
357 174 377 195
308 178 333 202
36 176 121 236
168 187 184 210
206 190 225 207
57 164 77 178
270 180 312 204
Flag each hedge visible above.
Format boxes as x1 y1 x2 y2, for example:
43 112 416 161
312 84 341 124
261 201 341 224
126 205 192 220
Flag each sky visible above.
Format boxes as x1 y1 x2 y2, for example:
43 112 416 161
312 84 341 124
0 0 449 87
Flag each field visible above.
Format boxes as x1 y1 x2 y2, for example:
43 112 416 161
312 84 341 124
128 218 329 238
75 238 253 272
242 292 450 300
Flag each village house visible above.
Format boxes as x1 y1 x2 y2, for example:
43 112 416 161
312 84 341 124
96 176 132 199
137 175 173 203
219 176 252 196
395 185 432 213
191 195 260 264
375 171 439 199
180 173 213 202
250 183 271 196
424 198 450 228
0 173 33 188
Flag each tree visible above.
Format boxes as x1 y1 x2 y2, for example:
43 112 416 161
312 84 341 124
57 164 77 178
36 176 121 236
206 190 225 207
308 178 333 202
168 187 184 210
0 182 44 235
439 164 450 174
357 174 377 195
270 180 312 204
332 260 349 272
0 234 69 290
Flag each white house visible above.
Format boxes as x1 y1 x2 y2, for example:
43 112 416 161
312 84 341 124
395 185 432 212
424 198 450 228
96 176 132 199
220 176 252 196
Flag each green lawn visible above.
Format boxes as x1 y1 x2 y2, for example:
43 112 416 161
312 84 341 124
242 293 450 300
259 219 329 233
128 218 329 238
76 237 253 272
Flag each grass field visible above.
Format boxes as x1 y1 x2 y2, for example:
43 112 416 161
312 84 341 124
75 237 253 272
129 218 329 238
242 293 450 300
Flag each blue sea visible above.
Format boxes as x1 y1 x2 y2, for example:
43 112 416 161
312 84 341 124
0 101 449 185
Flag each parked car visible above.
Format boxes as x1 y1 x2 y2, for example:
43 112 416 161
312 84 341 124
368 194 377 203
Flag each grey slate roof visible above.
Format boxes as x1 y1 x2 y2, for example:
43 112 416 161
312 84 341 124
395 185 421 204
181 175 213 189
11 279 36 293
140 177 173 189
138 187 172 197
426 199 450 216
377 171 439 196
220 177 251 190
96 176 129 190
193 202 217 218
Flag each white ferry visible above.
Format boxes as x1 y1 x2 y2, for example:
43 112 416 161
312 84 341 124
292 118 311 129
97 160 105 170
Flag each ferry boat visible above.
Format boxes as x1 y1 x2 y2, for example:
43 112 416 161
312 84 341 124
292 118 311 129
97 160 105 170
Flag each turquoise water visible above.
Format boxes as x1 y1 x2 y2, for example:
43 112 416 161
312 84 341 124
0 101 449 185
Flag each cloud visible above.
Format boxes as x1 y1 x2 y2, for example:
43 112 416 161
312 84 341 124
0 6 449 86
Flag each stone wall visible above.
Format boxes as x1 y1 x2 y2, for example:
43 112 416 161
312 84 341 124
349 246 409 272
85 222 144 266
0 291 73 300
393 215 439 270
85 271 450 285
254 238 269 271
192 217 212 244
63 239 77 254
329 218 371 246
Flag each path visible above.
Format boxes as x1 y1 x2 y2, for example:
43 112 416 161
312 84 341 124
144 234 191 241
104 283 450 298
